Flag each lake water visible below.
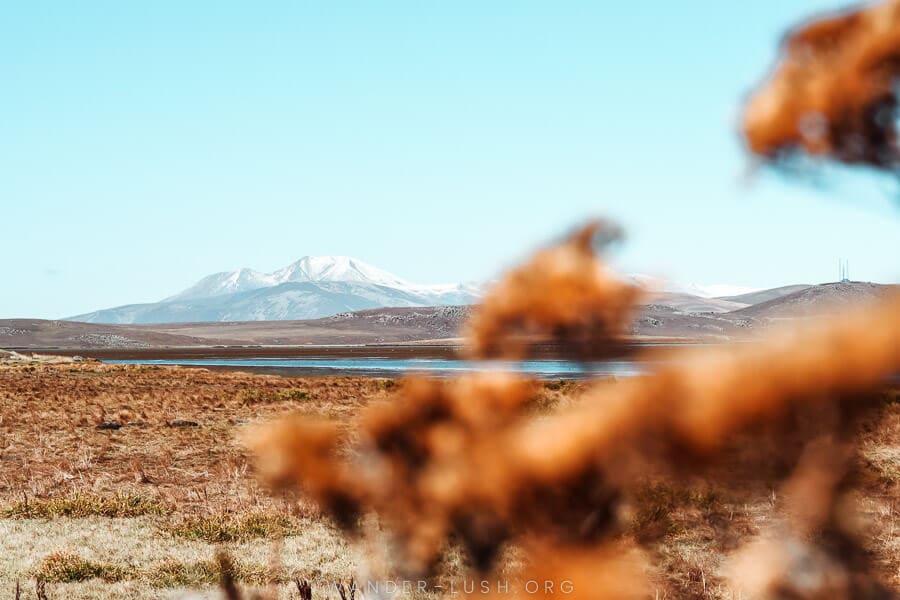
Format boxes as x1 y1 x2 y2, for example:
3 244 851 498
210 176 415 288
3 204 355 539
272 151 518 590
105 357 646 379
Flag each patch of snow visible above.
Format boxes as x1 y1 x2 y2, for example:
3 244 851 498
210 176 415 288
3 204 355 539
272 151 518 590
168 256 485 305
626 273 759 299
679 283 760 298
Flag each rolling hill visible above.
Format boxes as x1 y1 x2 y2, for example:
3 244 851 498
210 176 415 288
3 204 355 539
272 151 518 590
731 282 896 319
717 284 812 305
3 281 890 349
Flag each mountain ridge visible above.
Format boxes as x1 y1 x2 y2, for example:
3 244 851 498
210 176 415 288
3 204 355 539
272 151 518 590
731 281 895 318
166 255 461 301
13 281 892 347
68 255 876 326
69 256 482 324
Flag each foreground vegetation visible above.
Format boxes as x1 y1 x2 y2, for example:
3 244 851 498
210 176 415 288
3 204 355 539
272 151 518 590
0 361 897 598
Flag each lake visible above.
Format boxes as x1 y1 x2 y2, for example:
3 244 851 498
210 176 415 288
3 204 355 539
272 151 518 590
104 357 647 379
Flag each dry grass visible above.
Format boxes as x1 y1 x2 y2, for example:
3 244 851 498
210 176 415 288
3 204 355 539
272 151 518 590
35 551 132 583
0 364 577 515
0 513 355 597
0 363 399 514
0 363 573 598
1 492 170 519
0 361 897 598
163 511 302 543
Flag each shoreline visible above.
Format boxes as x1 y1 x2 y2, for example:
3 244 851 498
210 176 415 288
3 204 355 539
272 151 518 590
4 337 711 361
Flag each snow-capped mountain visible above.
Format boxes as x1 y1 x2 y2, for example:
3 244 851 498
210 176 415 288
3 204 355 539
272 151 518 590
168 256 465 301
67 255 763 324
273 256 413 289
69 256 482 324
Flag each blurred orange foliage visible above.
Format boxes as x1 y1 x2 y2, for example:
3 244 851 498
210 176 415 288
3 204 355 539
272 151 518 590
743 0 900 167
251 2 900 597
465 222 641 359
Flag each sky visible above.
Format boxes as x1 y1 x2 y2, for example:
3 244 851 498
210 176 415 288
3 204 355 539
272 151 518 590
1 1 898 319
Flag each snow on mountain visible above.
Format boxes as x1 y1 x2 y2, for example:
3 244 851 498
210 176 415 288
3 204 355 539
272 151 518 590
167 268 277 300
169 256 455 301
70 256 483 324
626 273 759 299
678 283 760 299
68 255 763 324
272 256 412 288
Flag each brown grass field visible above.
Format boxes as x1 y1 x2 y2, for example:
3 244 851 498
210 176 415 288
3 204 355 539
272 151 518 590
0 359 897 598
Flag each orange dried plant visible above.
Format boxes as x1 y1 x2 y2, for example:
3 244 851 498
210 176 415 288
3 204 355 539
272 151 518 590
465 221 641 360
743 0 900 167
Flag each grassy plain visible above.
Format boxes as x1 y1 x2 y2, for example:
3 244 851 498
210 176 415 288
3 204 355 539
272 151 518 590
0 360 897 598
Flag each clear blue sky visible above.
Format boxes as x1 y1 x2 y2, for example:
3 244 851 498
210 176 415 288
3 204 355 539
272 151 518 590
2 1 898 319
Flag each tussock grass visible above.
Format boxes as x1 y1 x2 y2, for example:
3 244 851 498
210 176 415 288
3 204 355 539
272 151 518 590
164 511 301 543
33 551 271 587
1 493 171 519
145 557 271 587
34 551 133 583
145 558 219 587
864 447 900 483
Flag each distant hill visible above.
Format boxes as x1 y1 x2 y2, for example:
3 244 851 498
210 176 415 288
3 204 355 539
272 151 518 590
645 292 749 313
731 282 896 319
145 306 471 345
2 307 472 348
7 281 891 349
0 319 209 348
717 284 812 305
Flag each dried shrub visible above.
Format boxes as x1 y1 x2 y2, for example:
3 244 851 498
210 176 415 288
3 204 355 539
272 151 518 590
247 4 900 597
250 416 363 530
465 221 641 359
743 0 900 168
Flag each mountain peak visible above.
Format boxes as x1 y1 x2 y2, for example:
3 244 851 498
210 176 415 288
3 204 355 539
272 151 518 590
272 256 411 288
166 255 418 302
72 254 482 324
